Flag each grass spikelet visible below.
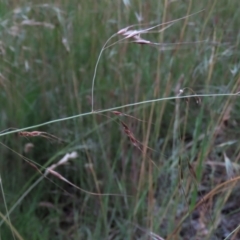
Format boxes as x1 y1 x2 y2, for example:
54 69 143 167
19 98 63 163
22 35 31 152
91 10 205 110
120 121 142 151
178 87 201 105
18 131 64 143
42 152 129 197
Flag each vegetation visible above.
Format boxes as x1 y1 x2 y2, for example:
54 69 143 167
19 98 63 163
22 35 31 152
1 0 240 239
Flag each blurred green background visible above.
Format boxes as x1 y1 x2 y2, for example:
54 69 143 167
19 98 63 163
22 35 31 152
1 0 240 239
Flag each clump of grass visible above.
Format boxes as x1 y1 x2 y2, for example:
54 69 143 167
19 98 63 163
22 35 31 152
1 1 240 239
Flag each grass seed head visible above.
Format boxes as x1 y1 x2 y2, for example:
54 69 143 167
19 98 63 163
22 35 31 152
120 121 142 150
24 143 34 154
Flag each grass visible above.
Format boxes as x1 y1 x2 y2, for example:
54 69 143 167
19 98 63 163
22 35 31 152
1 0 240 239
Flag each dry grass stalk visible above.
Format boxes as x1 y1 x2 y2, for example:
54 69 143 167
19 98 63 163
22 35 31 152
45 152 128 197
168 175 240 240
1 141 126 197
0 212 23 240
91 10 205 110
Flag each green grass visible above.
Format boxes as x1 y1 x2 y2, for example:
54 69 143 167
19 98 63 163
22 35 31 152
1 0 240 239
